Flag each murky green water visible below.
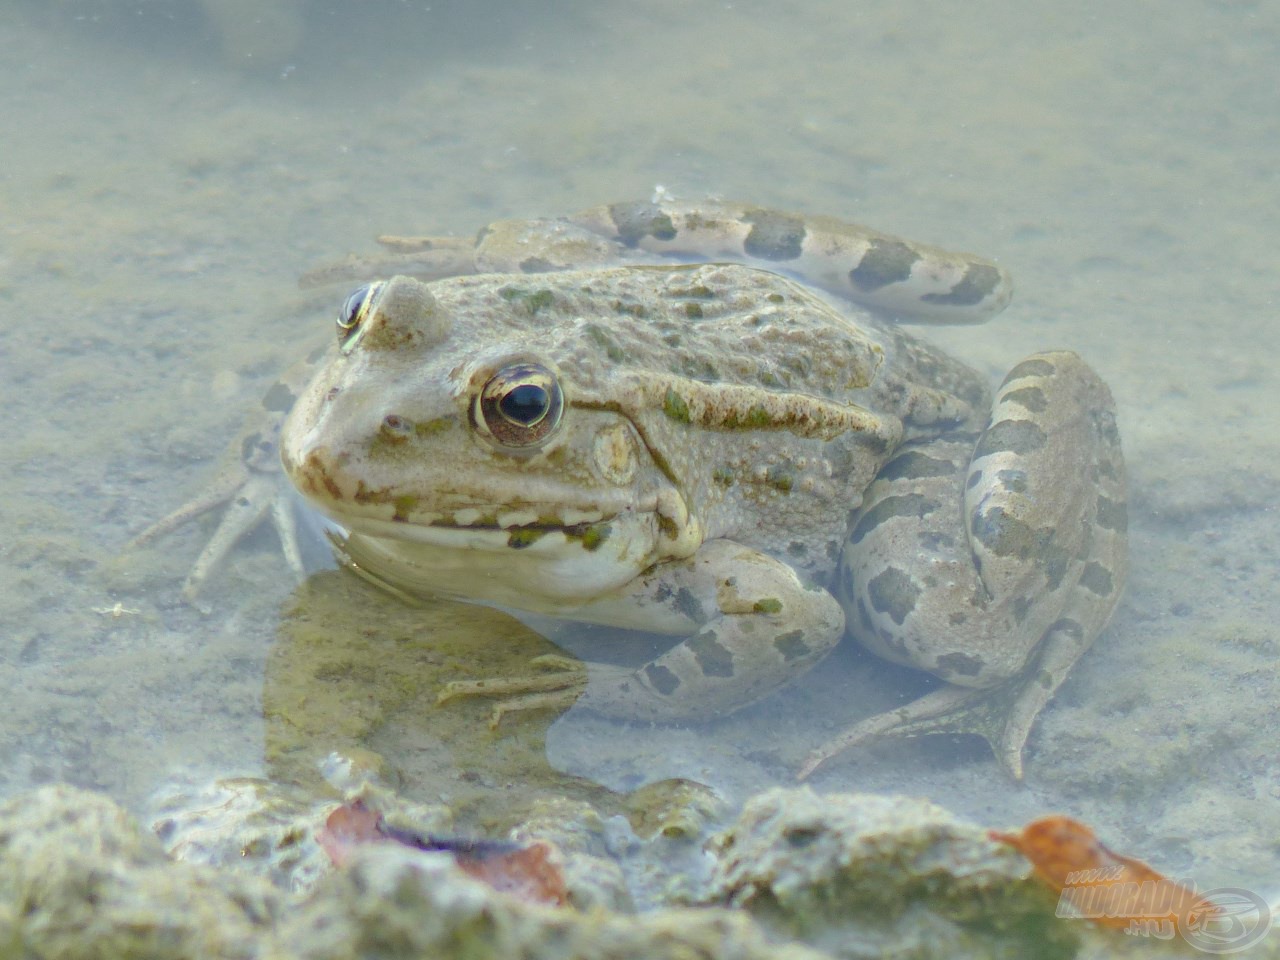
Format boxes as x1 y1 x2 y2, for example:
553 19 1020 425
3 0 1278 903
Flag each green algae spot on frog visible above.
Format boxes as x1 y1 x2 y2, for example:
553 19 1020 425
136 199 1127 779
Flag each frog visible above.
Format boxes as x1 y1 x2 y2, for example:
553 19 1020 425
134 199 1127 779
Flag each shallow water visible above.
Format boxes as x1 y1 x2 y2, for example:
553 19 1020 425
3 0 1279 903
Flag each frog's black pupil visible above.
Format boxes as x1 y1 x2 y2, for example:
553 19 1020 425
340 288 366 328
499 384 549 425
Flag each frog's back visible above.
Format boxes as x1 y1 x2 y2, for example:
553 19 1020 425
448 263 986 583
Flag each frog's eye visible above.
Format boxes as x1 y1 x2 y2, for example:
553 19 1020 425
336 281 385 350
474 362 564 448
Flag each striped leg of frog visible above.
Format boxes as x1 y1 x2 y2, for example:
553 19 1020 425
800 351 1127 779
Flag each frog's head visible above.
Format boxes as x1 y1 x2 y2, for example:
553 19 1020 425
280 275 699 604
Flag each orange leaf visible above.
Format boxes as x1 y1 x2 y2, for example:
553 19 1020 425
990 815 1216 933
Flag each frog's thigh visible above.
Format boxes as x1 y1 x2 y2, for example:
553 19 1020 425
577 540 845 721
842 350 1126 688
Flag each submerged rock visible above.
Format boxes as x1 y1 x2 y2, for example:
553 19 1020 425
0 784 280 960
9 782 1200 959
702 787 1078 959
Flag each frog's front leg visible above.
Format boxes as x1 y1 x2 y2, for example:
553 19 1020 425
439 540 844 723
803 351 1127 779
128 355 321 602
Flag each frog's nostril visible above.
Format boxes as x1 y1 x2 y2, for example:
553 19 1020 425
379 414 415 445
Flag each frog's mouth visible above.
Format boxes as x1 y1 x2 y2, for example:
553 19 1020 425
321 503 660 607
420 512 618 553
306 496 627 549
302 480 645 547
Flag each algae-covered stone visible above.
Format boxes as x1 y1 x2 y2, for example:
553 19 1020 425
273 842 833 960
0 784 833 960
0 784 279 960
703 787 1077 959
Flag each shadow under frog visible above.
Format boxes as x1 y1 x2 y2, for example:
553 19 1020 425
265 562 965 823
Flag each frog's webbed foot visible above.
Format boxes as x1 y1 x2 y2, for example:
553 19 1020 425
129 466 305 604
798 616 1094 781
798 678 1029 782
435 655 588 728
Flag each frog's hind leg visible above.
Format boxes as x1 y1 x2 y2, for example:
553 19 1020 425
805 351 1127 779
568 199 1014 324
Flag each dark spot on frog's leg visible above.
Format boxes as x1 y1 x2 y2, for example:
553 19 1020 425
689 631 735 678
608 201 677 245
1000 386 1048 413
848 238 920 292
741 210 806 261
1002 357 1057 384
918 530 956 551
673 587 705 623
1079 560 1115 596
996 469 1029 493
878 450 957 482
971 506 1039 559
920 262 1003 307
973 419 1047 460
1095 408 1122 447
787 540 807 557
850 494 939 546
262 381 297 413
1012 594 1033 625
866 566 920 626
752 597 783 614
774 630 811 663
1096 495 1128 532
967 469 983 490
948 611 968 626
933 651 984 678
644 664 680 696
1050 617 1085 644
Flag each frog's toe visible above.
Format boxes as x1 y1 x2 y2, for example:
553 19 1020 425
436 656 588 728
797 676 1037 781
131 469 307 605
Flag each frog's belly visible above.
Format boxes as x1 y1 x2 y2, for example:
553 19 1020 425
333 511 661 616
